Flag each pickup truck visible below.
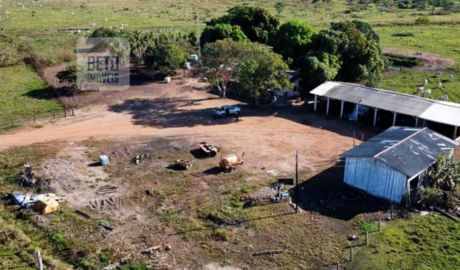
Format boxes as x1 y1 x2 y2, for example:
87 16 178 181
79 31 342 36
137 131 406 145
213 105 241 118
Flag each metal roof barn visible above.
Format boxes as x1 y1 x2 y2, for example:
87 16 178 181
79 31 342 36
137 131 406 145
310 82 460 130
340 127 458 203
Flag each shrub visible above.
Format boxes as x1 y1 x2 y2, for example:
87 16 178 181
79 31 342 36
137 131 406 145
417 186 443 207
415 16 431 25
212 228 229 241
144 44 187 77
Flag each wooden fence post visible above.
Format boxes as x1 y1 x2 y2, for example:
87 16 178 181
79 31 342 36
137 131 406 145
378 219 381 232
53 112 55 119
366 232 369 245
350 247 353 261
34 250 43 270
33 114 36 123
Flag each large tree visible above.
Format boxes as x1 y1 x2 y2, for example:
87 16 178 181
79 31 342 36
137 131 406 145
202 40 290 98
144 44 187 77
200 23 248 47
207 6 279 44
298 21 385 94
272 20 314 65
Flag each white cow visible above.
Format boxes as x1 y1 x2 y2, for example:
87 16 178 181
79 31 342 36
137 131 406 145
440 95 449 101
450 74 454 81
424 89 432 96
438 82 442 88
417 86 424 93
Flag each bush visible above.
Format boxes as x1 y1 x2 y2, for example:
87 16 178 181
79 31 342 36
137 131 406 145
144 44 187 77
417 186 443 207
212 228 229 241
415 16 431 25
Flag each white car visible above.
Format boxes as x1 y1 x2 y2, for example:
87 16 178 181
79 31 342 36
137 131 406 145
221 105 241 116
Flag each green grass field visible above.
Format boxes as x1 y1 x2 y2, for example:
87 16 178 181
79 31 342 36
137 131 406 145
0 65 61 118
351 215 460 270
0 0 460 118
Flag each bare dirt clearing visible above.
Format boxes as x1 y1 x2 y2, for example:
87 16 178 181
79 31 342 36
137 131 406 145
383 48 456 71
1 77 387 269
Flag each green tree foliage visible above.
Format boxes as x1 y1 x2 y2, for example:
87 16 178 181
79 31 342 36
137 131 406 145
202 40 290 98
207 6 279 44
298 21 385 94
200 23 248 46
298 52 341 96
274 2 286 17
272 20 314 65
144 44 187 77
429 154 460 191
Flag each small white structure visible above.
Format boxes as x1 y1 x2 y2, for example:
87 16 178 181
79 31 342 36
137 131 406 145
189 54 198 61
424 79 428 85
450 74 454 81
438 82 442 88
164 76 171 83
99 155 110 166
424 89 431 96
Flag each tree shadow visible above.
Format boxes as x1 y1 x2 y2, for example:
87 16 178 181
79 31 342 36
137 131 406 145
22 87 57 100
293 162 391 221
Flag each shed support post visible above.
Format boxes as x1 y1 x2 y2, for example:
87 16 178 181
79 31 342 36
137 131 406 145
340 100 344 119
326 97 330 115
314 95 318 112
373 108 378 127
356 104 360 122
415 117 419 127
393 112 397 126
454 126 458 140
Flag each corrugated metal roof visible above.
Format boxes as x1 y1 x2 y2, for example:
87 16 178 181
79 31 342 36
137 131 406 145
341 127 459 178
310 81 460 126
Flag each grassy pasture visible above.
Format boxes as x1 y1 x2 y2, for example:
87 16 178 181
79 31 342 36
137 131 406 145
350 215 460 270
0 65 61 118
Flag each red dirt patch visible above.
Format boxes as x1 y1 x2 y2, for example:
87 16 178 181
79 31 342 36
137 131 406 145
383 48 455 71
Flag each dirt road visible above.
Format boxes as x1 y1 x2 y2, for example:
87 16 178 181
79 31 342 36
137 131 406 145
0 78 370 172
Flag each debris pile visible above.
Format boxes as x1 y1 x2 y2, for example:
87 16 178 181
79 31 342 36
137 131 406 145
133 152 151 165
89 197 123 211
95 185 119 195
171 159 193 170
199 142 220 157
220 153 244 172
9 192 64 214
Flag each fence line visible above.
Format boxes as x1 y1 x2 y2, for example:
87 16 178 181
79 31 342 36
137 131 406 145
0 108 73 130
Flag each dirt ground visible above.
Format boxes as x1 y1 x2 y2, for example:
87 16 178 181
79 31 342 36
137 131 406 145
0 76 388 269
383 48 456 71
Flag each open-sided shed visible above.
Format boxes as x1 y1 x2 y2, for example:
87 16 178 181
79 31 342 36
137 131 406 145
340 127 458 203
310 82 460 139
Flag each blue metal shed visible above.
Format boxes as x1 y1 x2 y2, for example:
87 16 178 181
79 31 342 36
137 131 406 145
341 127 458 203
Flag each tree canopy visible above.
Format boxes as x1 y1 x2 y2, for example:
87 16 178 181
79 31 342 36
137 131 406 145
298 21 385 94
200 23 248 47
272 20 314 65
207 6 279 44
202 40 290 98
144 44 187 77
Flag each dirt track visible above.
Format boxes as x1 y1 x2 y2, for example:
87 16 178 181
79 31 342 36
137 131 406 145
0 78 371 172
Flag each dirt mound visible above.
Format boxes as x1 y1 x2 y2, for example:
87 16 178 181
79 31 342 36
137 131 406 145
383 48 455 71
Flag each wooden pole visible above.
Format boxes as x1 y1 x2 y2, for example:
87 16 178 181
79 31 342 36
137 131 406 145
350 247 353 261
415 117 419 127
295 150 299 213
454 126 458 140
356 104 360 122
393 112 397 126
366 232 369 245
326 97 330 115
378 219 381 232
34 250 43 270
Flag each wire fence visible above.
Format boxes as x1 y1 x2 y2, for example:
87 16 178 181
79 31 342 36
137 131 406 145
0 109 69 131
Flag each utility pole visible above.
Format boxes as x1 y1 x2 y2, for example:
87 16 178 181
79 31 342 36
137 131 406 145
295 150 299 213
34 250 43 270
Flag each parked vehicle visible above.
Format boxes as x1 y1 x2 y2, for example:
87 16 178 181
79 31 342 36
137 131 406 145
213 105 241 119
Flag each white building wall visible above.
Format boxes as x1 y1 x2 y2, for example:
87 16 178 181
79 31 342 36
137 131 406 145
344 157 408 203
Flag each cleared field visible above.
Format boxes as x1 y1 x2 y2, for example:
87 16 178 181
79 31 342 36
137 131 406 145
0 65 62 118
